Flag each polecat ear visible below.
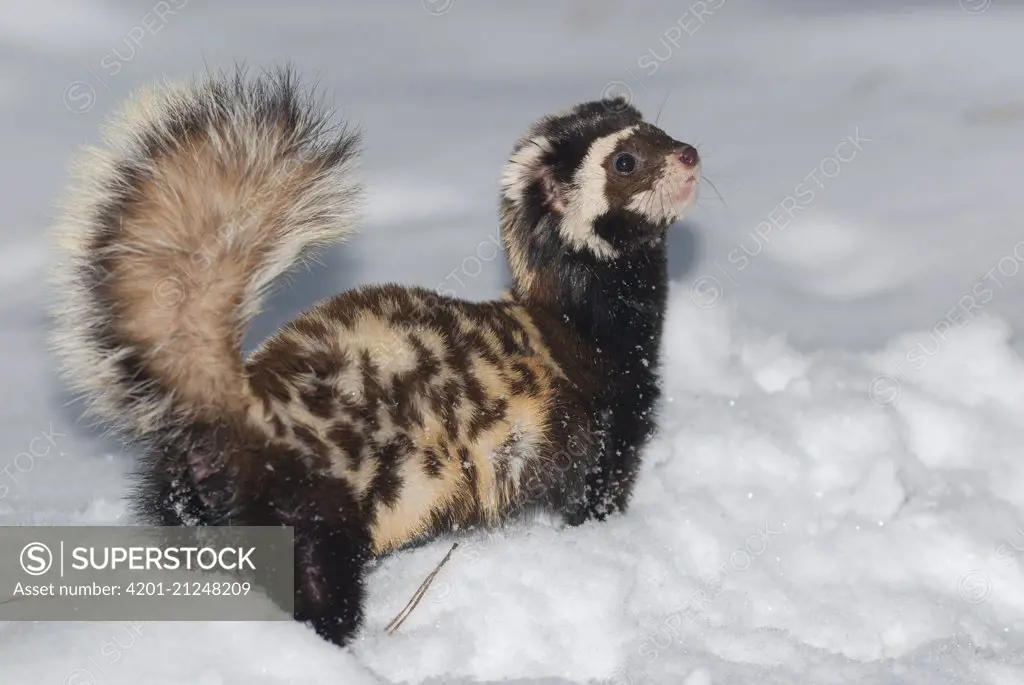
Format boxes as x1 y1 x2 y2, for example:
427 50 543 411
599 95 633 115
538 165 568 214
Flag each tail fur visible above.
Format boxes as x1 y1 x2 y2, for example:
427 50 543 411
49 70 371 645
50 68 361 440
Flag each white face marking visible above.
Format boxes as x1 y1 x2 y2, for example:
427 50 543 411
625 156 700 226
559 125 638 260
500 135 553 203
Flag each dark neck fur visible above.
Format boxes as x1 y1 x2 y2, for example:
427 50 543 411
561 245 667 369
517 239 668 399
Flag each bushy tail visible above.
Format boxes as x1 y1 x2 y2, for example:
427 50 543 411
50 68 362 440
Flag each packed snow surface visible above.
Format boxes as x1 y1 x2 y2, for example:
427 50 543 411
2 0 1024 683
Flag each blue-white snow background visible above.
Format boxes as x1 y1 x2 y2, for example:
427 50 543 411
3 0 1024 682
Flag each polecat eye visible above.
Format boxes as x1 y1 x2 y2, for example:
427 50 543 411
613 152 636 175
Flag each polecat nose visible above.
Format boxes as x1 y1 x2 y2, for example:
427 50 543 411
676 144 699 167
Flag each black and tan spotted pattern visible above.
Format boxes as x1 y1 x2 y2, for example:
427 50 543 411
50 70 700 647
245 284 591 555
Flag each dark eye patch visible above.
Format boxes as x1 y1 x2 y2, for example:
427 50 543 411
602 138 665 208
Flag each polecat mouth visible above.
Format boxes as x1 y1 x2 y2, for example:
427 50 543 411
660 165 700 221
667 175 697 206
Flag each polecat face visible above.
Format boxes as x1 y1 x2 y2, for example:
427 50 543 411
501 98 700 263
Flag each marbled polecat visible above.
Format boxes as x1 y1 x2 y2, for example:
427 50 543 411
50 69 701 646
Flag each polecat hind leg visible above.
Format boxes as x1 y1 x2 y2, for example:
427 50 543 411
292 513 372 645
136 425 373 646
217 449 372 646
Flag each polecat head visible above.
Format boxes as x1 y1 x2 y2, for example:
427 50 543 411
499 98 700 298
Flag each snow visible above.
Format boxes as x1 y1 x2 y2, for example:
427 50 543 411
3 0 1024 682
